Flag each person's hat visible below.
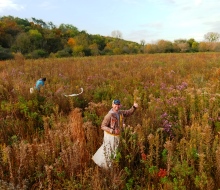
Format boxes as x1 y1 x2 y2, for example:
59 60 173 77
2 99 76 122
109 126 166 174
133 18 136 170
112 99 120 105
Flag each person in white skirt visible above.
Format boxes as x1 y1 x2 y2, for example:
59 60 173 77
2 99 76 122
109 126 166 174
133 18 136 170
92 99 138 169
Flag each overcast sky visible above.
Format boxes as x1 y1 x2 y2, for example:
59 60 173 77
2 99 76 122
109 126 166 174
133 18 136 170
1 0 220 43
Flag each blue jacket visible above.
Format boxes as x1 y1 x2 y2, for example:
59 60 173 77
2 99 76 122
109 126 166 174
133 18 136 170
35 79 45 91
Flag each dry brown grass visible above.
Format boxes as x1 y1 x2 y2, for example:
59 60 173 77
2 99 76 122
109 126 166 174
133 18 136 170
1 53 220 189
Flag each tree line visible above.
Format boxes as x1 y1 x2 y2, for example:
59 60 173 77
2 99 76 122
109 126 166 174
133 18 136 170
0 16 141 60
0 15 220 60
144 33 220 54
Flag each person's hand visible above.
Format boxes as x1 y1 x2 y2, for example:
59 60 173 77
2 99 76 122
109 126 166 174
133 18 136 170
114 128 120 135
133 102 138 108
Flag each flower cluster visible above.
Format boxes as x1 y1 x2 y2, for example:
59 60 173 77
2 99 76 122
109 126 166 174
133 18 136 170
158 168 167 178
141 153 147 161
176 82 188 91
161 112 174 138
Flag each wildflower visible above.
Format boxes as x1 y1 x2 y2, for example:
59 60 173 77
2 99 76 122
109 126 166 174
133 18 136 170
176 82 188 91
158 168 167 178
161 112 168 118
141 153 147 161
160 83 166 90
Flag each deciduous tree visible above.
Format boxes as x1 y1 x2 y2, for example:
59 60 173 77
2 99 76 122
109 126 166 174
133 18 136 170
157 40 173 53
111 30 122 39
14 32 31 54
204 32 220 42
28 29 43 50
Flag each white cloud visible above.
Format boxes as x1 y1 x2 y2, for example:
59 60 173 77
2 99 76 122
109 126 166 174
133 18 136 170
0 0 24 12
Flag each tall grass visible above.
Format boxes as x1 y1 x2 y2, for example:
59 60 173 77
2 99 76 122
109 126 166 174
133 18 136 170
1 53 220 189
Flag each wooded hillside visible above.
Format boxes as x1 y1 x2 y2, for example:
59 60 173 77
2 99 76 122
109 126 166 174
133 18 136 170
1 16 220 60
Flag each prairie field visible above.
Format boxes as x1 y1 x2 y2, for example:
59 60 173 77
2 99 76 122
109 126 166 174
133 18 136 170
1 53 220 189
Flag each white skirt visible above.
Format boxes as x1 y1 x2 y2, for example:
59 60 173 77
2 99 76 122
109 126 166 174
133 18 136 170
92 131 120 169
30 87 34 94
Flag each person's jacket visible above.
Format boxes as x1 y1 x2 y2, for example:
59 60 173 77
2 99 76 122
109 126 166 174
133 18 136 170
35 79 45 91
101 106 136 135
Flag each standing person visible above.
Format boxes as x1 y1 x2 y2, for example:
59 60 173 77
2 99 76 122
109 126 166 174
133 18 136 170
35 77 46 92
92 99 138 169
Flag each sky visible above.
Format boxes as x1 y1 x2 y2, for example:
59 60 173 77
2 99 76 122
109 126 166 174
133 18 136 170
1 0 220 44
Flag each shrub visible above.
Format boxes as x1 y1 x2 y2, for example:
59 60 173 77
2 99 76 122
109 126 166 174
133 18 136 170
0 46 14 60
